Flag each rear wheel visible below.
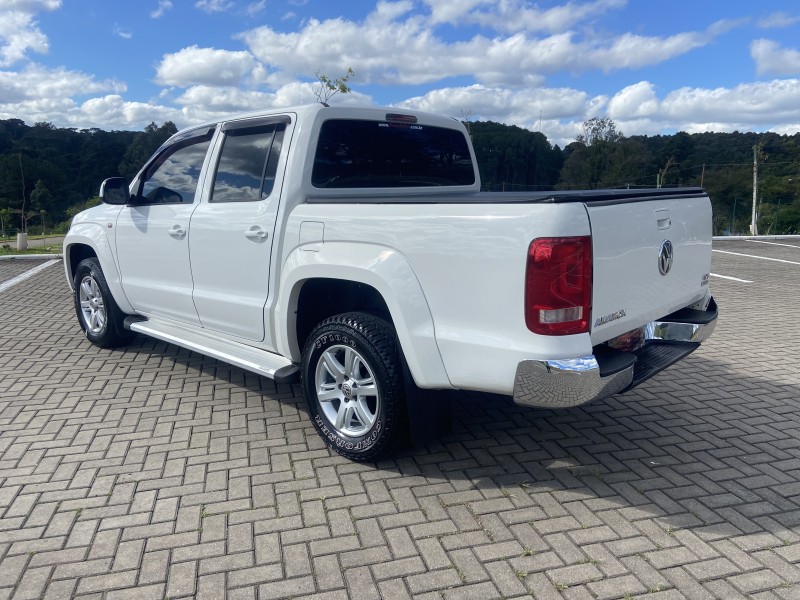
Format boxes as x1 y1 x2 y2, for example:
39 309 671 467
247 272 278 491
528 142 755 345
73 257 133 348
301 312 406 461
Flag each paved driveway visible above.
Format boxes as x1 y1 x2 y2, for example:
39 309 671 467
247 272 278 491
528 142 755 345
1 239 799 599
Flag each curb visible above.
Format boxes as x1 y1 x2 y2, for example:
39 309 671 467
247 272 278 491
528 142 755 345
0 254 62 261
712 235 800 241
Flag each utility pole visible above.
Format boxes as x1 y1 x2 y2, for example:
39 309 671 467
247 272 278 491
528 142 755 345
751 144 759 236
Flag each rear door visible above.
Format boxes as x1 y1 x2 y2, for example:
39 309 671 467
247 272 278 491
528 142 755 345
188 116 291 342
586 191 712 345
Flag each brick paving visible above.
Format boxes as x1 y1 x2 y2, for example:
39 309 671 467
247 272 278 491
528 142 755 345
0 259 50 285
1 240 799 599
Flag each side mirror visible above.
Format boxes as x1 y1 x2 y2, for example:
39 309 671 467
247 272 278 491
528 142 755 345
100 177 131 205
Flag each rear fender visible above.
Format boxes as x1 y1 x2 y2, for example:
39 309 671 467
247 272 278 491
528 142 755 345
275 242 452 389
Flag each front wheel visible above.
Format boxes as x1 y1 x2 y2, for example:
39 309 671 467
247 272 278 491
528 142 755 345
73 257 133 348
301 312 406 461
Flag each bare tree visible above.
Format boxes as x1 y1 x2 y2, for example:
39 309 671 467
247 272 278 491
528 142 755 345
459 108 473 137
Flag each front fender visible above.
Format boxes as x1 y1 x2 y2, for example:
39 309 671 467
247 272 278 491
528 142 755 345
64 223 135 314
275 242 452 390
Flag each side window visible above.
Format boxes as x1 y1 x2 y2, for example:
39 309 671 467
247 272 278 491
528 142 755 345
211 124 286 203
139 132 213 205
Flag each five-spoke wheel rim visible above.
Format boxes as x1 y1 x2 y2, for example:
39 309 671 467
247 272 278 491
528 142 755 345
78 275 106 335
314 344 380 437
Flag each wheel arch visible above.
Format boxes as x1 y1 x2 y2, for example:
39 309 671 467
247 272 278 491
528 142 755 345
64 223 134 314
275 243 452 390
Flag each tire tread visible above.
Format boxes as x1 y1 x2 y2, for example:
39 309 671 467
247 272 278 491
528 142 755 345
301 311 406 462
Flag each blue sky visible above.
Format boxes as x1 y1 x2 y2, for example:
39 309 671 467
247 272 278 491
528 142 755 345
2 0 800 145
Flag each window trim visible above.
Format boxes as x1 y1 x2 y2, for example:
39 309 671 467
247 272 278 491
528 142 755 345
221 115 291 132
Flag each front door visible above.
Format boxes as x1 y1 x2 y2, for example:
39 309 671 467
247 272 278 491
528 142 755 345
115 127 214 325
189 117 290 342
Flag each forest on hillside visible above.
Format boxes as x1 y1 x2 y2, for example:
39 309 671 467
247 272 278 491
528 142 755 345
1 116 799 236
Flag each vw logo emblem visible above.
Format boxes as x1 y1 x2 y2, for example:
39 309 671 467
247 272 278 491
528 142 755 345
658 240 674 276
342 382 353 399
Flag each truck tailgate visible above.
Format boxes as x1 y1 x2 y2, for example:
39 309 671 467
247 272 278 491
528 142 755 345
586 191 712 345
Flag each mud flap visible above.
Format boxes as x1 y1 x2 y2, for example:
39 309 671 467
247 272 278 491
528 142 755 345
401 354 452 448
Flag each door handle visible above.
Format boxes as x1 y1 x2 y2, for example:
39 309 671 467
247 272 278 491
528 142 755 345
169 225 186 239
244 226 268 241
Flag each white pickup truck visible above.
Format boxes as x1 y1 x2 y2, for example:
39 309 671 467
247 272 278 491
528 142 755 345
64 103 717 460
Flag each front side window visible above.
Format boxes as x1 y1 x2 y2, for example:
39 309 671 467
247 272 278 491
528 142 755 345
312 119 475 188
211 123 286 203
139 130 213 204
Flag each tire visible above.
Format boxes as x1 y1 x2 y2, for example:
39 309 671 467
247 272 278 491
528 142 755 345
73 257 133 348
301 312 406 461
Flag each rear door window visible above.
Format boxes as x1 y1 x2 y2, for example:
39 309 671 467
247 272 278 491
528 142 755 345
211 122 286 202
312 119 474 188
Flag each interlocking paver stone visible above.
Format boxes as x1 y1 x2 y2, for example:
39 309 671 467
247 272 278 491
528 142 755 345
3 242 800 598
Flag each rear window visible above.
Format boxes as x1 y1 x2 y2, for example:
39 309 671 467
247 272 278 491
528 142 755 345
312 119 475 188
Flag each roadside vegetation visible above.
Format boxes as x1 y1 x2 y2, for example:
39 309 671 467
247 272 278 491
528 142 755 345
1 114 798 237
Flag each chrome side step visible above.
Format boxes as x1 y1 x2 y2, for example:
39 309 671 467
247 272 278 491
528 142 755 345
125 317 294 380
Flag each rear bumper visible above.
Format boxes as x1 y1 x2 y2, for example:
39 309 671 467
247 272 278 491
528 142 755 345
513 297 718 408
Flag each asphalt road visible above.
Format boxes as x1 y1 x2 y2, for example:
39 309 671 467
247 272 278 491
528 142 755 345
1 238 799 599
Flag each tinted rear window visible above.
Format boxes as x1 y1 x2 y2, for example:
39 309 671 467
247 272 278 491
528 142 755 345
312 119 475 188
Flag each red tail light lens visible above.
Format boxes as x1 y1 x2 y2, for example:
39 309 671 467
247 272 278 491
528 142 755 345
525 236 592 335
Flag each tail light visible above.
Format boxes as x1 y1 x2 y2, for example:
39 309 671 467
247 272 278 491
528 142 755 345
525 236 592 335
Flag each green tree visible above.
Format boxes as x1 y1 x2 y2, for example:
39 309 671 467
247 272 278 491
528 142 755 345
559 117 634 189
0 207 10 237
469 121 562 191
30 179 54 234
118 121 178 180
577 117 624 146
313 68 355 104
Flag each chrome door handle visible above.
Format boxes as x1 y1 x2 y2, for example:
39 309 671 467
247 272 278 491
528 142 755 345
244 226 268 241
169 225 186 239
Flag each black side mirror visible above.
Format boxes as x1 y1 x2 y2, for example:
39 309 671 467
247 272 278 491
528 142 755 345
100 177 131 205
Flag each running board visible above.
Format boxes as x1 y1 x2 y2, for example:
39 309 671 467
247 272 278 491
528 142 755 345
125 317 295 380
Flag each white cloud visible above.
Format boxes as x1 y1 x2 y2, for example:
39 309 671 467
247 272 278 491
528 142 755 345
607 81 659 118
0 0 61 66
244 1 266 17
155 45 257 86
174 85 280 114
757 12 800 29
398 84 591 124
395 77 800 147
2 0 797 145
238 7 717 88
195 0 234 14
422 0 628 34
113 24 132 40
751 39 800 76
660 79 800 125
0 64 125 103
590 31 708 72
150 0 173 19
79 95 181 127
0 0 61 10
174 82 371 115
